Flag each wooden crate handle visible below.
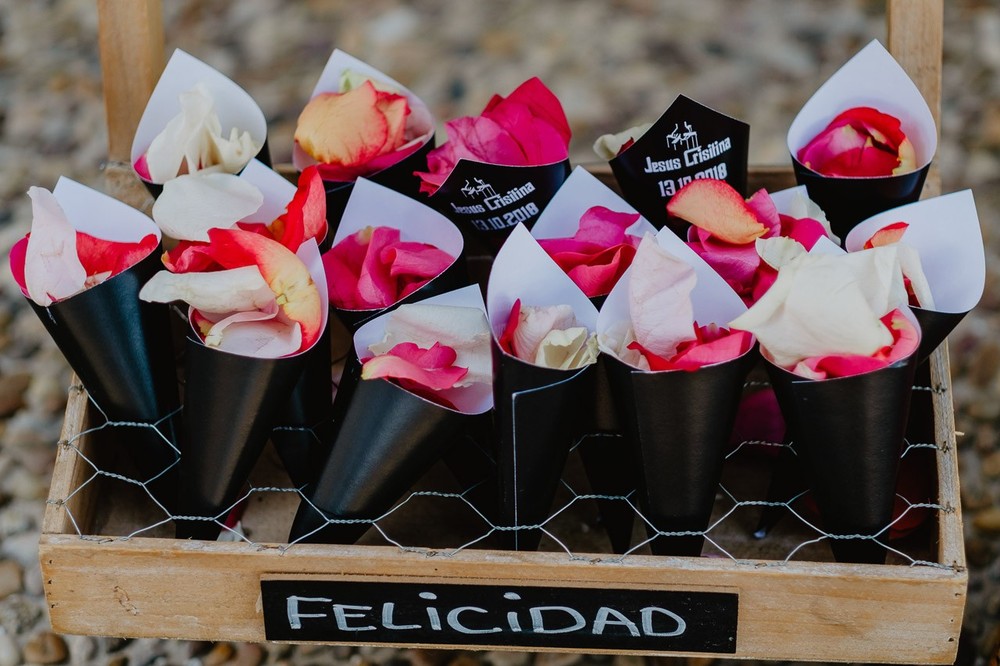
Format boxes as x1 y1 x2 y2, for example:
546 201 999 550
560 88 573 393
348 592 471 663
97 0 164 166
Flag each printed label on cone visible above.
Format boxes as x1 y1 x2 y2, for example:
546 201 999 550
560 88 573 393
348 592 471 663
262 579 738 653
427 160 570 240
610 96 749 228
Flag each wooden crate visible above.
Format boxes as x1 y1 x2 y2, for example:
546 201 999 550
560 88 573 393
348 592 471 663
38 0 967 662
38 337 966 662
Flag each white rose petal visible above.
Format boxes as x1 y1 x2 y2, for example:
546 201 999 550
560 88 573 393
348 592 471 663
24 187 88 306
152 172 263 241
139 265 276 314
592 122 653 160
729 247 908 368
628 234 697 358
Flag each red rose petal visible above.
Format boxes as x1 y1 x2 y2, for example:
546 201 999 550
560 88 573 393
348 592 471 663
797 106 910 177
322 248 362 310
498 298 522 355
627 325 751 372
382 242 454 280
779 214 829 251
560 244 636 297
8 237 28 294
269 165 327 252
75 232 158 278
484 77 571 147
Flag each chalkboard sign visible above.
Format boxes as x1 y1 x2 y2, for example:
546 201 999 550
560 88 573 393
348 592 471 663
261 579 738 653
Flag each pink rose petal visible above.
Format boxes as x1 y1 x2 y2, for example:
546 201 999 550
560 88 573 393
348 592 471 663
361 341 468 391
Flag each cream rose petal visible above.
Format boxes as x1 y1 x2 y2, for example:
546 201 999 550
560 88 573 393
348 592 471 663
139 265 277 314
756 236 807 271
628 234 697 358
198 305 281 347
896 243 936 309
592 122 653 160
145 83 261 182
152 173 264 241
513 304 577 362
535 326 599 369
729 249 905 368
207 319 302 359
24 186 88 306
779 188 839 244
369 304 492 387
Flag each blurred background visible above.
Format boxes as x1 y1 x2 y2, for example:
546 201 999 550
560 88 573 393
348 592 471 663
0 0 998 664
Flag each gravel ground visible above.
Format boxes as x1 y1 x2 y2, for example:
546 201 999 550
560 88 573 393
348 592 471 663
1 1 999 665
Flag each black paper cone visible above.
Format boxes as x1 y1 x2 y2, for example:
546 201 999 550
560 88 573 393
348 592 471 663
270 328 334 489
493 343 597 551
319 137 435 238
912 307 967 363
577 355 634 553
790 160 929 241
609 95 749 232
178 338 307 540
289 377 469 545
331 251 471 333
604 350 754 557
131 49 269 199
426 159 571 254
441 411 499 522
30 248 181 502
766 354 918 564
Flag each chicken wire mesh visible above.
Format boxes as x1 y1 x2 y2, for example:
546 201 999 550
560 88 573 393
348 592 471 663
45 369 957 571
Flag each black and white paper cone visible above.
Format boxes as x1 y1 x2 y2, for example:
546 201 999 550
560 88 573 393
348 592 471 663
488 224 599 550
289 284 492 545
131 49 269 196
293 49 436 232
846 190 983 361
787 40 937 239
597 227 751 556
325 178 468 332
609 95 749 232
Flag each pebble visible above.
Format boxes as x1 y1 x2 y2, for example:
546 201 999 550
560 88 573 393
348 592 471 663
0 374 30 417
0 594 42 634
202 641 235 666
0 561 23 600
484 653 530 666
0 532 41 569
535 653 584 666
0 629 19 666
22 631 68 665
974 507 1000 534
229 642 265 666
63 634 96 665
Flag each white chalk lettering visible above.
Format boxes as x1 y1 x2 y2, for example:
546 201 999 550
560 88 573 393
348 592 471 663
419 592 442 630
530 606 587 634
286 596 331 630
382 602 420 630
592 607 640 636
447 606 502 634
641 606 687 637
332 604 376 631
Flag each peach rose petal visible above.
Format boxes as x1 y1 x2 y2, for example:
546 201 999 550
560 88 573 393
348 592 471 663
667 179 767 245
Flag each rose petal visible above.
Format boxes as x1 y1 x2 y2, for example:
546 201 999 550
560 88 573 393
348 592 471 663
797 106 911 177
362 341 469 392
511 303 577 362
484 76 571 146
534 326 598 369
560 244 636 297
730 247 907 368
369 303 493 387
864 221 910 249
592 122 653 160
574 206 641 246
667 179 767 245
152 172 264 241
76 232 158 278
23 187 87 306
204 228 323 352
139 265 276 313
295 81 411 176
497 298 521 356
203 316 302 359
163 240 218 273
629 234 697 358
145 83 260 182
382 242 454 280
357 226 402 307
268 165 327 252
